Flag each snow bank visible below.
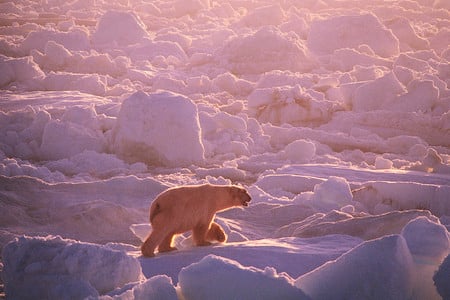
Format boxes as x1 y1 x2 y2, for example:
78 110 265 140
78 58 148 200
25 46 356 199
113 91 204 166
307 13 399 58
178 254 309 300
295 235 414 300
2 235 143 299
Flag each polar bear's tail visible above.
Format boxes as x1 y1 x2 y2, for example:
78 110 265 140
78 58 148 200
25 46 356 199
150 202 161 223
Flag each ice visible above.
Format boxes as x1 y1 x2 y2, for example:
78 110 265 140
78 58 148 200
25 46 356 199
2 236 143 299
178 254 308 300
113 90 204 166
1 0 450 299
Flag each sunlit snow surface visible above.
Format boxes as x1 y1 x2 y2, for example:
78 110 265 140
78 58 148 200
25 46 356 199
0 0 449 299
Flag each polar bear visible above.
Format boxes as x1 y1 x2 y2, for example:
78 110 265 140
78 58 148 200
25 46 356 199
141 184 251 257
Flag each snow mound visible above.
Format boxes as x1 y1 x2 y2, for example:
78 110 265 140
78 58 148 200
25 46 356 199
178 254 309 300
295 235 414 300
307 13 399 58
220 26 315 74
2 235 143 299
92 11 148 46
113 91 205 167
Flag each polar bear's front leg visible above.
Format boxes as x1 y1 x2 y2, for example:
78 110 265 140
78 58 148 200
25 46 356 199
141 228 167 257
158 232 178 252
193 223 212 246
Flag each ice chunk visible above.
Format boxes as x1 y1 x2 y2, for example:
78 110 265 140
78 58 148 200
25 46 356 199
402 217 449 299
374 156 393 169
43 72 107 96
40 119 106 160
178 254 309 300
352 72 406 112
307 13 399 58
92 11 148 46
307 177 353 212
295 235 414 299
401 216 449 260
220 26 315 74
0 55 45 88
248 85 337 126
113 91 204 166
20 28 90 55
240 4 285 27
281 139 316 163
2 235 143 299
105 275 177 300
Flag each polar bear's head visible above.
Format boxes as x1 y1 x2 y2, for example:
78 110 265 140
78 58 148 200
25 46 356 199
230 186 251 207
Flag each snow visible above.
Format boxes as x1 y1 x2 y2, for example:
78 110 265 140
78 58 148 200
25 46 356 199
1 0 449 299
